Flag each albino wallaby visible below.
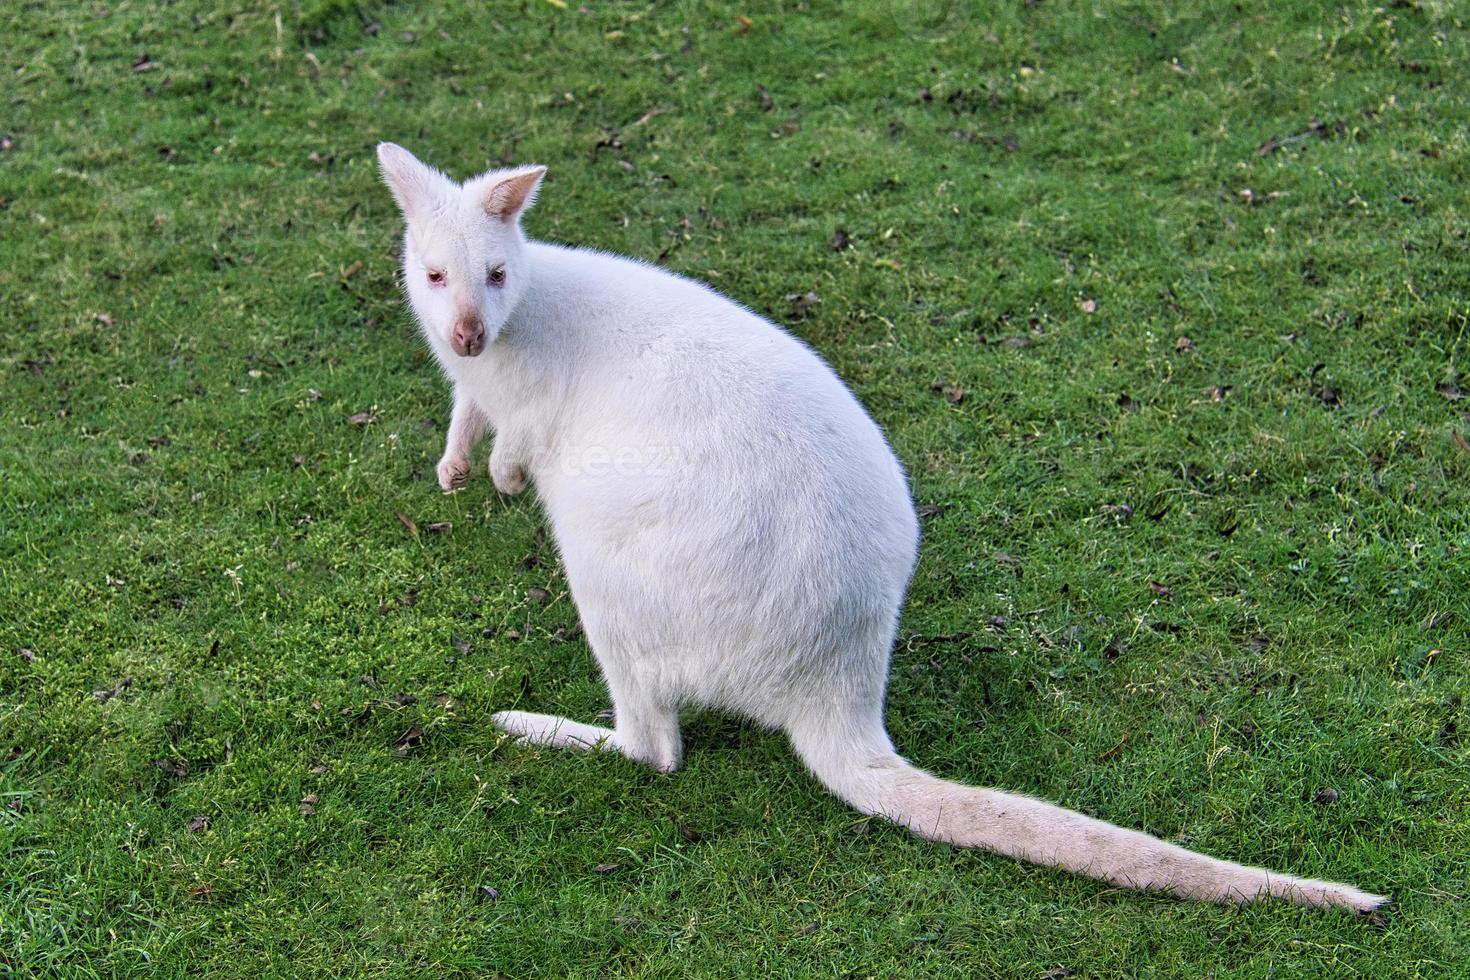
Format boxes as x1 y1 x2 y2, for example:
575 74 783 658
377 142 1385 914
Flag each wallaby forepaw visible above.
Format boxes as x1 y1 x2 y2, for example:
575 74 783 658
437 455 471 492
491 459 527 495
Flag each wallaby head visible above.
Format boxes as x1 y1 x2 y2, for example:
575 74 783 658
376 142 545 358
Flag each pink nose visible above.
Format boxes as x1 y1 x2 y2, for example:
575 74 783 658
452 315 485 357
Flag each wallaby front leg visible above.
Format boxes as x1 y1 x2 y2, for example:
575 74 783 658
437 388 489 491
489 433 529 495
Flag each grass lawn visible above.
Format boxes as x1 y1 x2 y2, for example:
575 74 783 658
2 0 1468 975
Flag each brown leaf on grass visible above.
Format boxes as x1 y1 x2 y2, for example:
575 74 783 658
1041 968 1075 980
154 758 189 778
394 725 424 756
1078 298 1097 314
94 312 113 326
593 863 621 873
307 757 327 774
424 521 452 534
1257 118 1345 157
298 793 318 816
1437 381 1462 401
928 380 963 404
186 815 209 832
1099 503 1134 516
17 648 35 662
1148 581 1173 598
1094 731 1130 764
132 53 160 72
916 503 944 519
627 106 672 129
1312 786 1339 805
347 410 375 424
784 290 819 317
1175 336 1194 352
1451 431 1470 455
527 586 550 602
590 128 622 153
734 14 753 33
91 677 132 703
671 815 703 843
339 259 363 281
395 512 417 535
756 84 772 111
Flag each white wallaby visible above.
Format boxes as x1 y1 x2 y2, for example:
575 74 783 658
376 142 1386 914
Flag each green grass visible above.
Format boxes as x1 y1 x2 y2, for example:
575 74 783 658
2 0 1468 975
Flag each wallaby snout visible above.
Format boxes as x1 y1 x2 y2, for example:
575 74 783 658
451 312 486 357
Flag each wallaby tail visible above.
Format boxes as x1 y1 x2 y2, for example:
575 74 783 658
786 715 1386 914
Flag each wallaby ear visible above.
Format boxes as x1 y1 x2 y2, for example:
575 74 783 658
482 166 546 223
377 142 443 223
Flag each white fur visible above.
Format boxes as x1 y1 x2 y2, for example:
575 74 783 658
377 143 1387 915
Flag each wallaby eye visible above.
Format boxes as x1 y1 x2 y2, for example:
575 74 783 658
487 264 506 287
426 270 446 287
